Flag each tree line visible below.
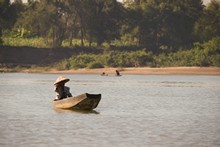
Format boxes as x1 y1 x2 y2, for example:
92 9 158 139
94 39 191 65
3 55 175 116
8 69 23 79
0 0 220 66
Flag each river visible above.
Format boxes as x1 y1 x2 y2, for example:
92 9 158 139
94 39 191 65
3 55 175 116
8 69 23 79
0 73 220 147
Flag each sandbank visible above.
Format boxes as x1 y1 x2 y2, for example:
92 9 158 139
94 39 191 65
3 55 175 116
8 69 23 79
43 67 220 75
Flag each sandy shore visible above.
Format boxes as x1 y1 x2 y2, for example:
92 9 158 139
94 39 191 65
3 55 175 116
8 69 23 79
41 67 220 75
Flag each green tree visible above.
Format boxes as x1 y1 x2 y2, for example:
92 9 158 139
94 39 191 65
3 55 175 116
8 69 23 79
64 0 86 47
124 0 203 52
16 0 67 47
83 0 124 46
161 0 201 50
63 0 80 47
0 0 24 30
0 0 25 43
118 1 142 46
0 25 2 44
194 0 220 41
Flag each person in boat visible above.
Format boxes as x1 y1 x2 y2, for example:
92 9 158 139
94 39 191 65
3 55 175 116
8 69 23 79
54 76 72 100
101 72 108 76
115 70 121 76
101 72 106 76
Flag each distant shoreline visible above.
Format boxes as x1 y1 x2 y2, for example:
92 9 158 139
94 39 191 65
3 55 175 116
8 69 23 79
7 67 219 75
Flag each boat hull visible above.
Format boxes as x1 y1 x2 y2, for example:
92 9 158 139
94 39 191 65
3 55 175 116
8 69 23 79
53 93 101 110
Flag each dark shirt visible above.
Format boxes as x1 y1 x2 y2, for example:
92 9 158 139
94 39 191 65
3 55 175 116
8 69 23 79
54 86 72 100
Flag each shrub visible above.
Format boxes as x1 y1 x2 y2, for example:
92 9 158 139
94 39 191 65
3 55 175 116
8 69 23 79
87 62 104 69
53 37 220 69
55 59 70 70
210 54 220 67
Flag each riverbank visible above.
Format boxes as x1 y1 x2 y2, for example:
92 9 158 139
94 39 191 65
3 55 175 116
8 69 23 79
4 67 219 75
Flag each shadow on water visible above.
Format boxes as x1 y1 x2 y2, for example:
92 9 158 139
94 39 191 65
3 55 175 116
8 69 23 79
53 108 100 114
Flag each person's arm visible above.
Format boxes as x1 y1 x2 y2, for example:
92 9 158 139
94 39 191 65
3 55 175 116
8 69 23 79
65 86 72 97
54 87 61 99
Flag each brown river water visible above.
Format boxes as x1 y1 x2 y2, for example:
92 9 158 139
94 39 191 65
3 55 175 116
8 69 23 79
0 73 220 147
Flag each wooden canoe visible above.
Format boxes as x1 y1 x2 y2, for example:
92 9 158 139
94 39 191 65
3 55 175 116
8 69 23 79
53 93 101 110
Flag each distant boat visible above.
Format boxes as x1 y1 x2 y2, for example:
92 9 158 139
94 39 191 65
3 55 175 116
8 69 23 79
53 93 101 110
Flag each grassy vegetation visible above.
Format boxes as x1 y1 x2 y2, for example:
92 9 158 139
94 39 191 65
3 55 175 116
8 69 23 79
3 37 50 48
3 36 100 48
1 36 219 70
62 39 98 47
2 36 137 48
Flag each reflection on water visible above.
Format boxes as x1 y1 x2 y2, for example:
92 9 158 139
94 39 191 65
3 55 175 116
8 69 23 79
0 73 220 147
53 108 100 114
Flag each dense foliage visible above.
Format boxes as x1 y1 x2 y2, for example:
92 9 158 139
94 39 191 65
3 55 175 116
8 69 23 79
0 0 220 67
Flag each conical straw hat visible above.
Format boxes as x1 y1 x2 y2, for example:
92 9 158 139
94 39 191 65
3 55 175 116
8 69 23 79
54 76 70 85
